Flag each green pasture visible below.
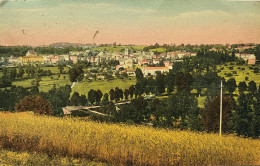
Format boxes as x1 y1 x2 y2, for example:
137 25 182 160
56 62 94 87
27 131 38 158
72 78 136 97
91 46 145 53
217 64 260 85
12 74 71 92
150 47 167 53
41 66 69 74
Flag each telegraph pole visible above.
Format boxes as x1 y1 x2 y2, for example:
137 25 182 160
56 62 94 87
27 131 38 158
219 80 223 135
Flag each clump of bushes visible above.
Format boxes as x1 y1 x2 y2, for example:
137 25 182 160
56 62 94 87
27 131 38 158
15 94 53 115
225 73 233 77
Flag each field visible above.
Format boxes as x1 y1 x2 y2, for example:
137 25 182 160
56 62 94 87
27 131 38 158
1 112 259 165
8 65 136 97
0 149 108 166
72 77 136 96
217 64 260 85
91 46 145 53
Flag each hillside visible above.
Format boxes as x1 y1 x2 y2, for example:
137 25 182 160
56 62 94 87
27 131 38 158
0 112 259 165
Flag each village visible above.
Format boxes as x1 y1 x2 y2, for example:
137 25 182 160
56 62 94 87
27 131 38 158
0 46 257 79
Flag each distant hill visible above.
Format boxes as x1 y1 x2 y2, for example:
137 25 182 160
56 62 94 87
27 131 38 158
49 42 94 47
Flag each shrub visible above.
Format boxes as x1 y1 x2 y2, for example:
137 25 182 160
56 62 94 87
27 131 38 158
15 94 53 115
226 73 233 77
253 68 259 73
245 76 249 81
229 67 234 70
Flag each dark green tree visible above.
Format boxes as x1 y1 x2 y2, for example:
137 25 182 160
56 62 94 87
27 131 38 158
88 89 96 105
135 67 144 81
226 78 237 94
70 92 80 106
165 70 175 94
79 95 87 106
155 71 165 95
248 80 257 95
175 72 193 92
167 92 200 130
238 81 247 94
231 93 256 137
109 89 115 101
124 89 129 100
129 85 135 99
95 89 103 104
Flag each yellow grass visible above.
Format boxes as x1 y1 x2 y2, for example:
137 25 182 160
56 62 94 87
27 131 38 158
0 112 260 165
0 149 109 166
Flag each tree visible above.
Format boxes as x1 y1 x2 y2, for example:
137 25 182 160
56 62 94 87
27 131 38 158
17 67 25 78
135 78 147 96
238 81 247 94
114 87 121 102
226 78 237 94
15 94 53 115
96 89 103 104
124 89 130 100
101 93 109 105
193 74 204 96
202 96 236 133
88 89 96 105
248 80 257 95
114 96 148 123
231 93 257 137
10 68 17 80
129 85 135 99
109 89 115 101
79 95 87 106
30 86 39 96
146 76 156 95
57 63 64 74
167 92 200 130
165 70 175 94
155 72 165 94
135 67 144 81
175 72 193 92
70 92 80 106
43 85 71 116
68 65 83 82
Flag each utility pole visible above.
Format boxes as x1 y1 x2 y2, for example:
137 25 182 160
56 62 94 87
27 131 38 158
219 80 223 135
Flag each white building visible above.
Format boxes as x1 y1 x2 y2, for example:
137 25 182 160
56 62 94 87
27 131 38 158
142 67 169 76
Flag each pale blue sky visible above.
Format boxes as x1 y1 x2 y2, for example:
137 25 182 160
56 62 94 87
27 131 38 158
0 0 259 46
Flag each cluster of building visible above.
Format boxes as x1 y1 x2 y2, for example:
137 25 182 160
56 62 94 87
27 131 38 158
5 50 78 66
235 53 256 65
1 47 257 77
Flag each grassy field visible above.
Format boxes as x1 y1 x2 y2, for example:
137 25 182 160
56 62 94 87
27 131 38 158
92 46 145 53
72 77 136 97
217 64 260 85
1 112 259 165
150 47 167 53
12 74 71 92
0 149 109 166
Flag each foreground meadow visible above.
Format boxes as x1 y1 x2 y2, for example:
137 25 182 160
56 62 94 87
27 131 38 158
0 112 259 165
0 149 109 166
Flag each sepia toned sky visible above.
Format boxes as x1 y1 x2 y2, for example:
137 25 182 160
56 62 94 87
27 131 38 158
0 0 259 46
